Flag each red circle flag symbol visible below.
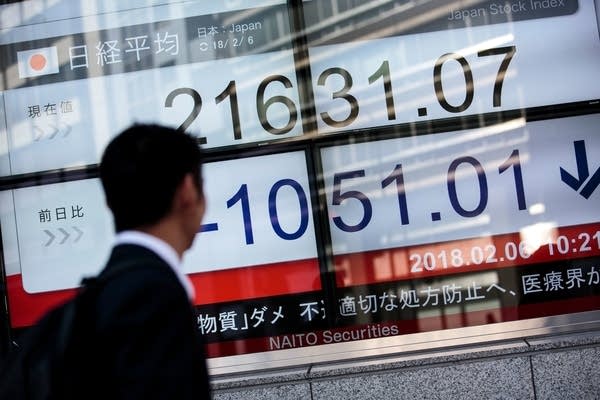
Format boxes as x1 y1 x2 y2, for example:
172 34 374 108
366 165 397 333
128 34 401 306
29 54 47 71
17 46 59 78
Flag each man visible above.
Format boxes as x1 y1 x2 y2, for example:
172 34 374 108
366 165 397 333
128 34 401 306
78 124 211 398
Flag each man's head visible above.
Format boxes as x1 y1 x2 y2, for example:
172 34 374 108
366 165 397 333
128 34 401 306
100 124 204 251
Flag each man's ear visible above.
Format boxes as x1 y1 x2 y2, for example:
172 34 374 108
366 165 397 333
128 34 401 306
175 173 199 210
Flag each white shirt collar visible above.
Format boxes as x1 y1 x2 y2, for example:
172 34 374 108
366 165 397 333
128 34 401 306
114 230 195 302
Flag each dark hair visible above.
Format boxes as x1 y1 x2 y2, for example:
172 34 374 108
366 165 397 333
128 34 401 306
100 124 203 232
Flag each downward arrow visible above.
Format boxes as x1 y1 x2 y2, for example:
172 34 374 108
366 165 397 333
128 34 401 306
560 140 600 199
560 140 588 191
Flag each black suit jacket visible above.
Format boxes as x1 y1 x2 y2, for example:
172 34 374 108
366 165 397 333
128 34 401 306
69 244 211 399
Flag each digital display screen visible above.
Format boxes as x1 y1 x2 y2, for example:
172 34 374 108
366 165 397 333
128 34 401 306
305 0 600 134
0 0 599 367
0 0 300 176
322 115 600 268
2 149 320 327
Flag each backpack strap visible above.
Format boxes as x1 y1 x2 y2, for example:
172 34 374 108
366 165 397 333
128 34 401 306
79 260 147 289
61 261 149 356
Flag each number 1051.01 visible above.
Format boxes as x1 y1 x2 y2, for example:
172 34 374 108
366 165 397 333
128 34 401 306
331 149 525 232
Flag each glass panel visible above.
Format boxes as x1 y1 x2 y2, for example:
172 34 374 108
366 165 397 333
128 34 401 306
305 0 600 134
2 150 322 341
321 114 600 335
0 0 299 176
1 0 599 371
